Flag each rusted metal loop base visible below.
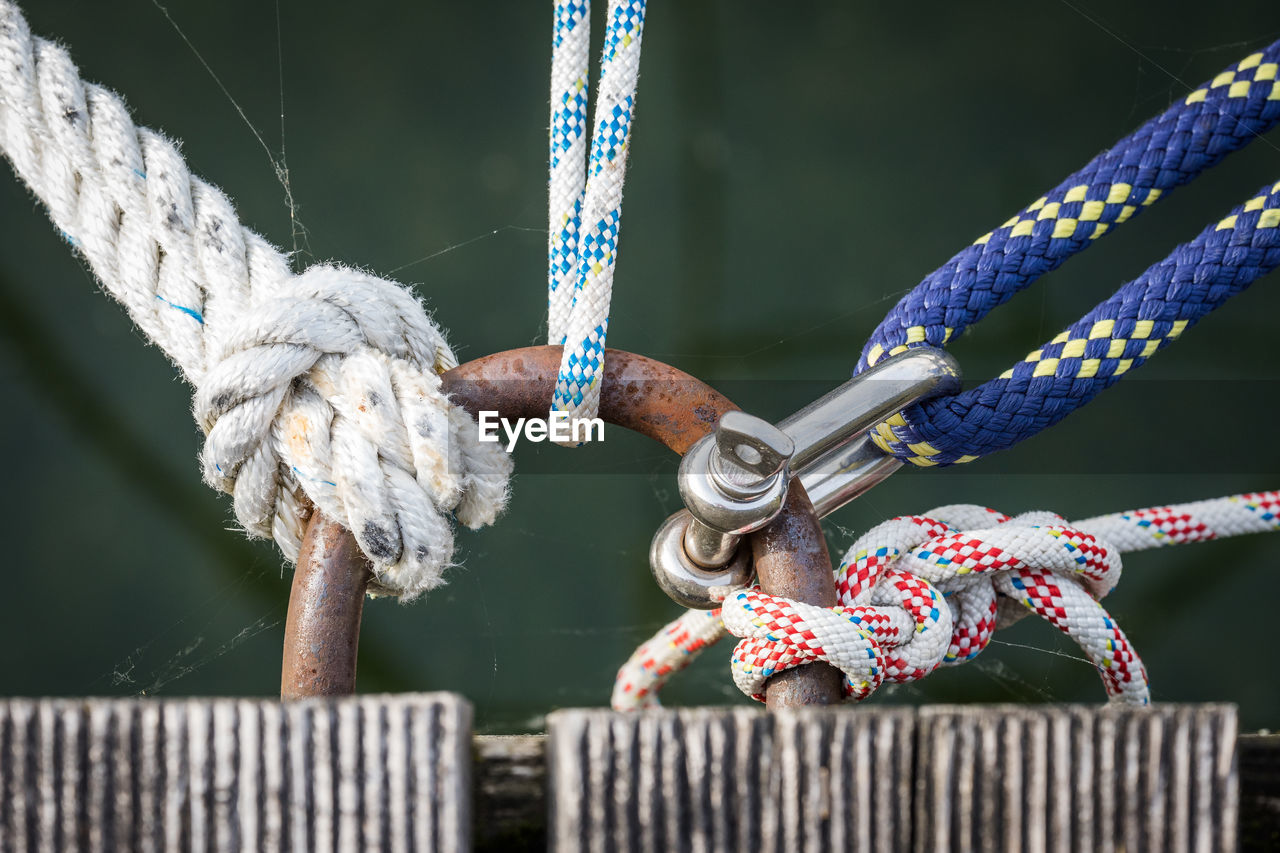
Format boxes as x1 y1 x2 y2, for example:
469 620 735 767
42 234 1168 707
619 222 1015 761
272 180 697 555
281 346 841 708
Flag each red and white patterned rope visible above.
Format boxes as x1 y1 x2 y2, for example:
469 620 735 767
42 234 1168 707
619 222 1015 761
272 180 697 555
613 490 1280 710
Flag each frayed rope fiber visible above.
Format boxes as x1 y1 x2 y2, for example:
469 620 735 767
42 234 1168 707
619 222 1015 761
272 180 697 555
0 1 512 598
860 42 1280 467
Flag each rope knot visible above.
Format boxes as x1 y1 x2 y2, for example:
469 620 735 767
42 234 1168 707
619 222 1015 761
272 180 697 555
719 505 1148 705
616 492 1278 711
195 265 512 599
0 4 514 601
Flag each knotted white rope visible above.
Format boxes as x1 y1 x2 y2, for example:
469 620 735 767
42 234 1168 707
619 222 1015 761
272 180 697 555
0 0 512 598
547 0 646 433
613 491 1280 708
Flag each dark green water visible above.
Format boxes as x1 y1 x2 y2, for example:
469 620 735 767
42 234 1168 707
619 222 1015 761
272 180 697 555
2 1 1278 732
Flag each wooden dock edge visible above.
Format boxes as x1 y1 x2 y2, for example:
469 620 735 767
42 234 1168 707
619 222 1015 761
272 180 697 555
2 698 1277 851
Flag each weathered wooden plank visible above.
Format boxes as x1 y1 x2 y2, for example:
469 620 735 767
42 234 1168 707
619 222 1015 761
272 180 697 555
0 694 471 853
473 735 546 852
546 707 914 853
913 704 1237 853
2 700 1272 850
773 707 915 852
1239 732 1280 852
549 705 1246 853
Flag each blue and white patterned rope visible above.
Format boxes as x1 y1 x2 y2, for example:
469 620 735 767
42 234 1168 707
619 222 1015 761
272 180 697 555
547 0 646 435
547 0 591 343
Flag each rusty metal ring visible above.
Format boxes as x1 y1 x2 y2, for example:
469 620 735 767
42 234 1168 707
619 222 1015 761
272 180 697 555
281 346 842 709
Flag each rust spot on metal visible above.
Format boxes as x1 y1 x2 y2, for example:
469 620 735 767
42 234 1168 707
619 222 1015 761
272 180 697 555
693 404 720 426
281 347 839 706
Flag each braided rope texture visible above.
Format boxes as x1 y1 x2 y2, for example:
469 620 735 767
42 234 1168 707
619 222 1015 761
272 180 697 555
546 0 590 342
0 1 512 598
873 179 1280 465
549 0 646 429
859 42 1280 466
612 490 1280 709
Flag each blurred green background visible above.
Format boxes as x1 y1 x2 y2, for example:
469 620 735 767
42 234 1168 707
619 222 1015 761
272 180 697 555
2 1 1279 733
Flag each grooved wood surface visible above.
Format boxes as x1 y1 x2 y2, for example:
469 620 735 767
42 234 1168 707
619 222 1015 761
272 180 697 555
548 707 914 853
914 704 1237 853
0 695 471 852
0 700 1263 852
548 705 1239 853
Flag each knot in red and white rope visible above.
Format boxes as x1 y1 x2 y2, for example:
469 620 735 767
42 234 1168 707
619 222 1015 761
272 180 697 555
723 507 1145 704
612 491 1280 710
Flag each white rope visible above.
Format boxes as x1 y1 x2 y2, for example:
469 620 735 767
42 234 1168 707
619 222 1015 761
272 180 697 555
547 0 646 433
0 1 512 599
612 491 1280 709
547 0 591 344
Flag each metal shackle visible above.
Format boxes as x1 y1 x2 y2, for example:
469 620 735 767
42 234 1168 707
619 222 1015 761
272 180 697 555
282 345 844 709
651 347 961 609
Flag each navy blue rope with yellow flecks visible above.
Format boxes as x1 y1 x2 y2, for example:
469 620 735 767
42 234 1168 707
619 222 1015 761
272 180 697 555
859 43 1280 467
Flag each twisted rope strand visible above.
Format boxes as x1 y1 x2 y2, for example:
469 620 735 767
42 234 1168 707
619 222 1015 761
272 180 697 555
0 1 512 598
612 490 1280 709
859 42 1280 466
